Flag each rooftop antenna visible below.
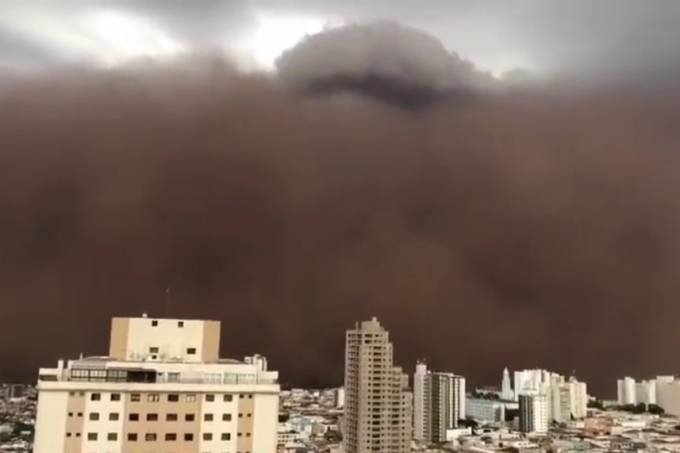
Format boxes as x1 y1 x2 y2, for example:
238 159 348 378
165 287 172 318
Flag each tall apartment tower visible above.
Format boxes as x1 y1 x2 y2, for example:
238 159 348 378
344 317 412 453
519 393 549 434
34 315 280 453
413 361 466 443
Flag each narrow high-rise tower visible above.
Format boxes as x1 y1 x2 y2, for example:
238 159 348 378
344 317 412 453
501 367 513 400
412 362 465 443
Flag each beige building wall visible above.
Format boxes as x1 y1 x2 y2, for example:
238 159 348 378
109 316 220 363
252 393 279 452
34 390 70 453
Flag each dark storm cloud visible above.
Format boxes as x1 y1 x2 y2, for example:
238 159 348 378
1 46 680 395
276 22 494 108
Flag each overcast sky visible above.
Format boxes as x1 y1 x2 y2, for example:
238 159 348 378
2 0 680 77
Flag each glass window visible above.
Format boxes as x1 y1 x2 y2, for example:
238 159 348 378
129 413 139 421
110 393 121 401
204 413 213 421
223 394 233 402
90 393 101 401
221 433 231 441
186 347 196 354
165 433 177 441
87 433 97 441
109 413 119 421
130 393 141 402
184 433 194 441
166 413 178 421
88 412 99 421
127 433 137 441
185 414 195 421
186 394 196 402
167 394 179 402
205 394 215 402
145 433 157 441
178 321 184 327
148 394 160 402
107 433 117 441
202 433 213 441
146 413 158 421
222 413 232 421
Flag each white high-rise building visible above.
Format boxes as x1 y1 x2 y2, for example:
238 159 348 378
511 369 587 422
501 367 513 401
33 315 280 453
413 361 428 441
343 318 412 453
519 393 549 434
335 387 345 408
656 379 680 417
617 377 637 405
412 362 465 443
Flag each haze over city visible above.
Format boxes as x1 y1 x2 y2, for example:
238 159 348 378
2 0 680 399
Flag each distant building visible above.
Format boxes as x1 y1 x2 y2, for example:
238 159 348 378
656 378 680 416
511 369 587 422
519 393 549 434
413 361 465 443
34 315 280 453
334 387 345 409
501 367 513 400
466 397 514 424
617 377 637 405
343 317 411 453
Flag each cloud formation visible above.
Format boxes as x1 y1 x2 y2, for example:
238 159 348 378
0 46 679 394
276 22 493 108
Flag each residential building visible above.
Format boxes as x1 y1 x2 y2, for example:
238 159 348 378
33 315 280 453
656 378 680 417
501 367 513 401
518 393 549 434
343 317 411 453
413 361 465 443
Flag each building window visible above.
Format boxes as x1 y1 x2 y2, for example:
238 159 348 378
185 414 195 421
107 433 117 441
127 433 137 441
130 393 141 402
145 433 157 441
87 433 97 441
203 433 213 441
88 412 99 421
165 433 177 441
148 394 160 402
167 394 179 402
178 321 184 327
109 412 119 421
110 393 121 401
166 413 178 421
68 412 73 417
223 394 233 402
184 433 194 441
151 320 158 326
247 413 252 417
221 433 231 441
238 413 243 418
186 347 196 355
246 433 251 437
129 413 139 421
168 372 180 382
90 393 101 401
248 394 253 399
146 413 158 421
222 413 232 421
205 394 215 402
204 413 213 421
186 394 196 402
77 412 83 417
149 347 159 353
66 432 71 437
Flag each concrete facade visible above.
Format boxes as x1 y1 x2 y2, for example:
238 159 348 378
343 317 411 453
34 315 279 453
